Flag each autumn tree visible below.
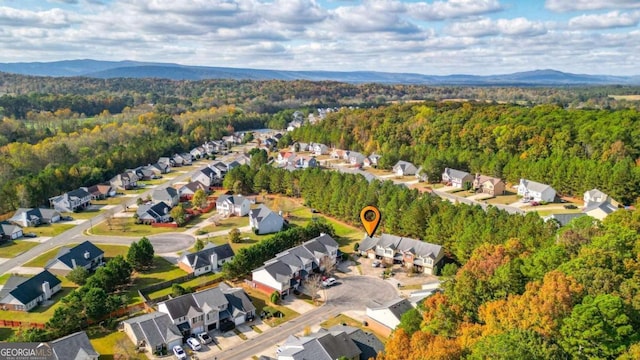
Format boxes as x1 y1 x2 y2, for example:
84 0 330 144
170 203 187 226
192 188 208 209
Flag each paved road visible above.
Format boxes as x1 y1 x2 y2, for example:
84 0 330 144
215 275 398 360
0 162 209 275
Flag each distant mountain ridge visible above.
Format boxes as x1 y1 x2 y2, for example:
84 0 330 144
0 59 638 85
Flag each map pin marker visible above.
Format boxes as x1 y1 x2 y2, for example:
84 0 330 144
360 205 381 237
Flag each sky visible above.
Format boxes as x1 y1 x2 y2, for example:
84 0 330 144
0 0 639 76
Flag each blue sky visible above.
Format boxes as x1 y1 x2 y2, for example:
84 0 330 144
0 0 639 75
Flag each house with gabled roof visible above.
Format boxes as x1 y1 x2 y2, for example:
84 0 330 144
0 270 61 311
9 208 61 227
83 184 115 200
193 166 220 188
584 201 619 220
366 298 413 337
277 152 297 166
1 221 23 240
147 162 171 176
251 234 339 296
277 330 361 360
393 160 418 177
441 168 474 189
50 331 99 360
110 171 139 190
136 202 172 224
210 161 228 178
312 143 329 155
364 154 382 168
179 181 208 200
359 234 444 275
178 243 235 276
349 152 367 167
472 174 506 196
158 156 175 167
152 187 179 208
216 195 250 217
517 178 556 202
131 166 156 181
330 149 348 160
49 188 92 213
319 326 384 360
157 283 255 335
250 205 284 235
295 155 317 169
45 240 104 273
190 146 207 159
122 312 183 355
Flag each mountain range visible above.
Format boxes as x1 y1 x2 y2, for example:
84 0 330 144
1 59 638 85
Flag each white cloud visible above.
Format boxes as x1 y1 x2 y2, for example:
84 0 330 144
569 11 640 29
447 17 547 37
409 0 503 21
0 6 76 28
545 0 640 12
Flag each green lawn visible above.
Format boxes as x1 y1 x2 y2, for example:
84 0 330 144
23 244 130 268
92 197 129 206
146 272 225 300
90 218 182 236
0 327 14 341
199 216 249 234
23 223 75 237
0 286 75 323
0 274 10 285
485 191 519 205
89 328 148 360
124 257 188 304
139 178 168 186
244 287 300 327
0 240 40 258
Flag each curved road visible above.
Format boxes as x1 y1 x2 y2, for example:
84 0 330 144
217 275 398 360
0 163 208 275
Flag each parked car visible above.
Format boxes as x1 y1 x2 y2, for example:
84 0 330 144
322 277 337 287
372 260 381 268
198 332 213 344
22 233 37 238
172 345 187 360
186 337 201 351
564 204 578 209
530 201 540 206
60 215 73 221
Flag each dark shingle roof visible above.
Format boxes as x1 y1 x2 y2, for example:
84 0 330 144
1 270 61 304
68 188 91 199
327 326 384 360
47 241 103 269
182 243 235 270
123 312 182 348
50 331 99 360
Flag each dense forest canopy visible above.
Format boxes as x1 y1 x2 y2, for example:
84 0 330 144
291 102 640 204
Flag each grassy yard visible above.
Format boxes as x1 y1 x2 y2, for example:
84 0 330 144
125 257 188 304
535 208 584 217
199 232 265 253
23 244 130 268
0 327 14 341
244 287 300 327
89 328 148 360
0 274 10 285
92 196 130 206
89 217 182 236
0 240 40 258
486 193 520 205
62 209 103 219
320 313 387 343
22 223 75 237
146 272 225 300
0 286 75 323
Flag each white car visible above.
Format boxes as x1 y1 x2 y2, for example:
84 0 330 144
322 277 337 287
372 260 381 267
186 337 202 351
197 332 213 345
172 345 187 360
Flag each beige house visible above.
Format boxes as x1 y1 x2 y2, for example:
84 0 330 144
473 174 506 196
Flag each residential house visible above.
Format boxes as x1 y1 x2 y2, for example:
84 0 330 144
226 160 241 171
179 181 208 200
366 298 413 337
190 146 207 159
234 153 252 166
277 152 297 166
172 153 192 166
441 168 474 189
193 167 220 188
249 205 284 235
584 201 619 220
122 312 183 355
337 167 377 183
472 174 506 196
349 152 367 167
543 213 586 227
50 331 99 360
9 208 61 227
392 160 418 177
320 326 384 360
364 154 382 168
136 202 172 224
1 221 23 240
295 155 317 169
158 156 175 168
132 166 156 181
110 171 139 190
330 149 348 159
517 178 556 202
287 120 303 132
584 189 619 207
45 240 104 273
157 283 255 335
251 234 338 296
178 243 235 275
49 188 92 213
276 331 361 360
0 270 62 311
264 138 278 150
83 184 115 200
359 234 445 275
210 162 228 178
147 162 170 176
152 187 179 208
312 143 329 155
216 195 250 217
415 166 428 182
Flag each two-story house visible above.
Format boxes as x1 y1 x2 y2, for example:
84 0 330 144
216 195 250 217
152 187 179 208
312 143 329 155
249 205 285 235
179 181 208 201
193 167 219 188
472 174 506 196
392 160 418 177
110 171 139 190
49 188 92 213
359 234 444 275
517 178 556 202
251 234 339 296
9 208 61 227
441 168 474 189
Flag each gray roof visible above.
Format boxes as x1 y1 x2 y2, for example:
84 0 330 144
46 240 103 269
326 326 384 360
584 200 619 215
520 178 553 193
181 243 235 270
50 331 99 360
123 312 182 348
585 188 606 199
68 188 91 199
136 202 171 220
249 204 282 225
0 221 22 235
443 167 471 181
367 297 413 322
180 181 207 194
279 331 361 360
0 270 61 305
393 160 418 174
336 167 377 183
152 187 178 202
360 233 443 259
159 285 253 322
10 208 60 223
544 213 586 227
221 287 256 316
216 195 249 206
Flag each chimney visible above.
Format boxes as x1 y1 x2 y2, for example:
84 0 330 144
42 281 52 300
71 258 77 268
210 252 218 270
84 251 91 260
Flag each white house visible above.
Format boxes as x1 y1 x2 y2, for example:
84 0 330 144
366 298 413 337
584 201 619 220
441 168 474 189
517 179 556 202
193 167 219 188
9 208 61 227
216 195 250 217
1 222 23 240
0 270 62 311
249 205 284 235
392 160 418 177
312 143 329 155
178 243 235 275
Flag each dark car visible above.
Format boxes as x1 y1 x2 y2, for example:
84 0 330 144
22 232 38 238
61 215 74 221
564 204 578 209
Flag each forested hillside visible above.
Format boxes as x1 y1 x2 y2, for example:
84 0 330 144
291 102 640 204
